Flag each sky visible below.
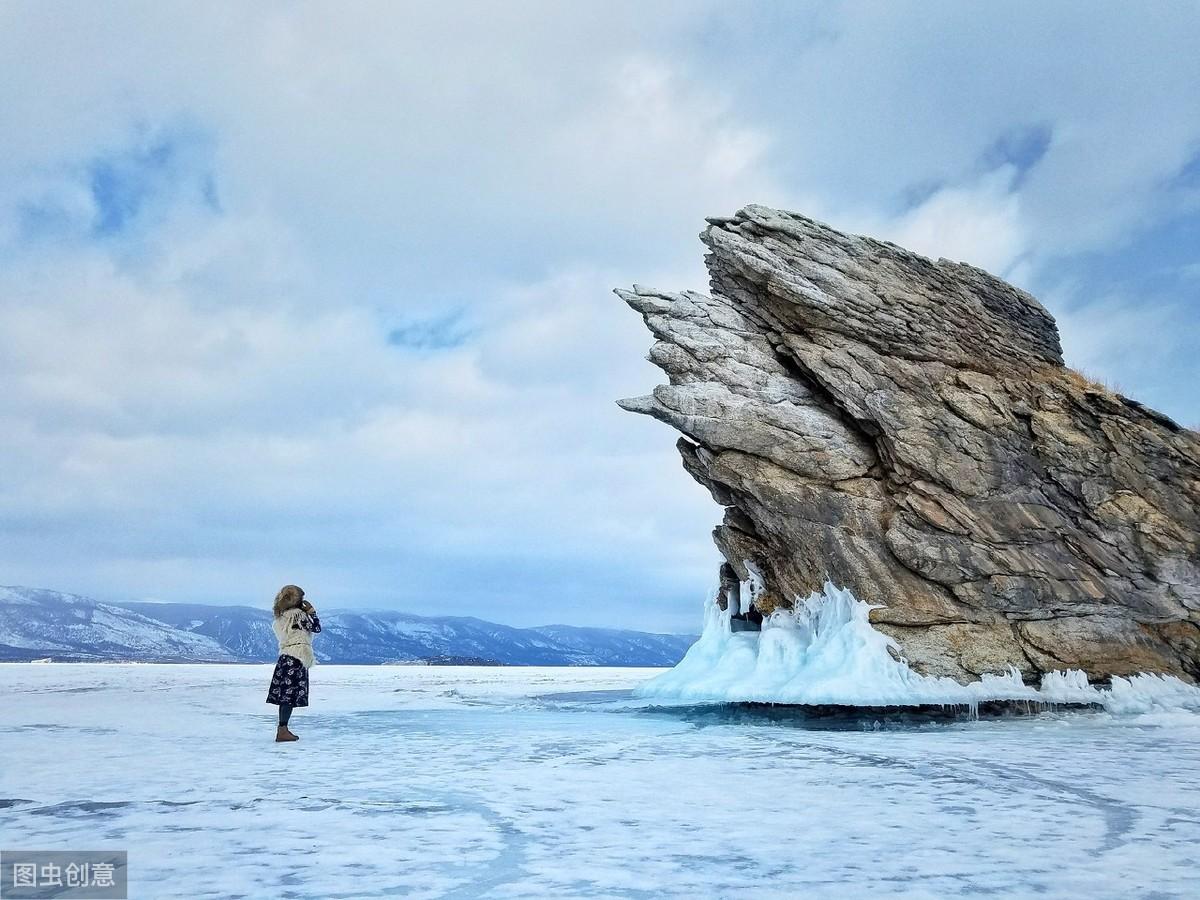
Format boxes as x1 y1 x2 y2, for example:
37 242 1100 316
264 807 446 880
1 2 1198 632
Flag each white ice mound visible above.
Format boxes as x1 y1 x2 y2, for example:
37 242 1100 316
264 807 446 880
637 582 1200 712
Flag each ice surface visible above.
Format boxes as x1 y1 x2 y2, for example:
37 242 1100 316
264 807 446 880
637 582 1200 712
2 663 1200 898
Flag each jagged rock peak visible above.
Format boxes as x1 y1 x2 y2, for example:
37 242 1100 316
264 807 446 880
703 204 1064 370
619 204 1200 683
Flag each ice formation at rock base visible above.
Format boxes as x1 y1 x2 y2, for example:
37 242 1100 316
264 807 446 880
637 582 1200 714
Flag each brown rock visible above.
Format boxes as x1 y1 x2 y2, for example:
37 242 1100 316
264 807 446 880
619 205 1200 683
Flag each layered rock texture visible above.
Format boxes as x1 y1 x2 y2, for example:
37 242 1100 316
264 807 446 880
619 205 1200 682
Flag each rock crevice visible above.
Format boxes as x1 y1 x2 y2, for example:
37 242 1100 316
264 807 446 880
620 205 1200 682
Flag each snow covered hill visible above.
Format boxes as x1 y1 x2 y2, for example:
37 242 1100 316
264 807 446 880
0 586 236 662
0 586 695 665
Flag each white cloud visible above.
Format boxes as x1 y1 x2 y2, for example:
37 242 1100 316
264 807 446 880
0 1 1197 626
843 167 1028 275
0 178 719 626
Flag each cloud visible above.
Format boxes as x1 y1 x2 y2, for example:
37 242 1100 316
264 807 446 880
0 2 1197 628
0 137 721 627
846 167 1029 276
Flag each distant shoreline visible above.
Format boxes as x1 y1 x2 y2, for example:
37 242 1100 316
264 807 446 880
0 658 671 668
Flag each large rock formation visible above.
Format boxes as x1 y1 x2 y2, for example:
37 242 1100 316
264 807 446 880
619 205 1200 683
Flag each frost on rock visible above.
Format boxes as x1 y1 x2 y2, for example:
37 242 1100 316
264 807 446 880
637 583 1200 713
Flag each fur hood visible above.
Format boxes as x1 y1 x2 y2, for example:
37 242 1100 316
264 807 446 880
273 607 318 669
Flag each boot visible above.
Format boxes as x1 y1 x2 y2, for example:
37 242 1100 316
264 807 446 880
275 725 299 742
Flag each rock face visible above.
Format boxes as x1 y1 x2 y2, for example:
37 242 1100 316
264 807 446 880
619 205 1200 683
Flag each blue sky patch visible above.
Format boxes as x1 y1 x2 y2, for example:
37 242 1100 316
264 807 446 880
86 126 219 237
981 123 1053 185
388 311 473 351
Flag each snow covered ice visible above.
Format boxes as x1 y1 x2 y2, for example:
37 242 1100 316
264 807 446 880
4 663 1200 898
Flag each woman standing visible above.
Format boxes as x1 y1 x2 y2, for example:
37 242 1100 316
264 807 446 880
266 584 321 742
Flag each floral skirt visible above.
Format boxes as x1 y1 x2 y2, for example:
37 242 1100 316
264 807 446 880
266 654 310 707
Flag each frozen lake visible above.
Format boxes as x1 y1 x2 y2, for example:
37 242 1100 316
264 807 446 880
2 664 1199 898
